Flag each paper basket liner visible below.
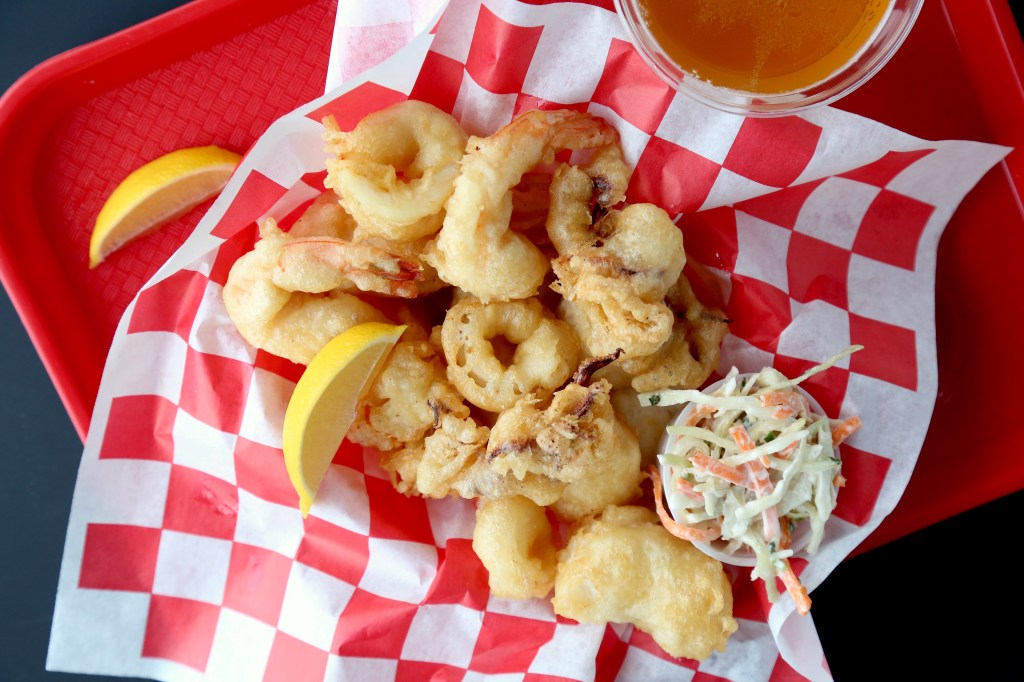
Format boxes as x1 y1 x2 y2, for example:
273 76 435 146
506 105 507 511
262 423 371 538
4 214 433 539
47 0 1010 680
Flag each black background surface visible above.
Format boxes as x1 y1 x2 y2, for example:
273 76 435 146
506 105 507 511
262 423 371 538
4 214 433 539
1 2 1022 681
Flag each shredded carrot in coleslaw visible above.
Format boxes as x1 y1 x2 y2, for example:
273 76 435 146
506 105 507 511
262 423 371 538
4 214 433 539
640 346 863 616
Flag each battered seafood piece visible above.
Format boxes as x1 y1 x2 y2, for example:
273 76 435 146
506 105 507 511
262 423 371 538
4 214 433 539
472 496 557 599
323 100 468 240
222 220 387 365
424 109 622 302
548 414 643 522
283 188 447 296
620 273 730 393
508 171 555 242
548 163 685 358
391 413 566 505
545 145 631 256
347 332 465 454
441 297 580 412
552 506 737 662
275 236 423 299
485 360 643 522
486 379 619 483
385 358 641 510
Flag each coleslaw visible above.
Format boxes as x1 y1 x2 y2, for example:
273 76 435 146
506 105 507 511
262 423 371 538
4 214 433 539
640 346 863 615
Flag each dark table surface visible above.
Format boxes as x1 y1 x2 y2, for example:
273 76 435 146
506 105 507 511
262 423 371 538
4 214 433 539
2 2 1023 681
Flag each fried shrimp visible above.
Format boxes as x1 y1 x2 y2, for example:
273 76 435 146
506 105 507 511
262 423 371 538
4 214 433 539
620 273 730 392
280 188 447 297
551 506 737 662
472 496 557 599
424 109 622 302
548 161 685 358
441 297 580 412
323 100 467 241
274 236 423 299
222 220 386 365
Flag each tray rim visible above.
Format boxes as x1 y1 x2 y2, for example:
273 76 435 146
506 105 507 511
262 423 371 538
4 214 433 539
0 0 322 439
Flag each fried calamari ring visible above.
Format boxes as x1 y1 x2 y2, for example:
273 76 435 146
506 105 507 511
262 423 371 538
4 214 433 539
441 297 580 412
323 100 468 241
546 145 631 256
472 496 557 600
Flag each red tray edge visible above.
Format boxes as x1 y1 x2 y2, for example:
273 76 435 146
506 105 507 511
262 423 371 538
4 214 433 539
0 0 318 440
945 0 1024 189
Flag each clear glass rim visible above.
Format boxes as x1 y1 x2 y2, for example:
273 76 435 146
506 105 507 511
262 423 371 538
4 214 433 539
612 0 925 117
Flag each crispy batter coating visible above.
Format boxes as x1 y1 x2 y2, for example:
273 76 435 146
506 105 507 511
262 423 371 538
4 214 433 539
384 413 566 505
548 165 686 358
548 416 643 522
323 101 467 241
348 337 464 453
228 104 737 661
473 496 557 599
223 219 386 365
620 273 730 393
552 506 737 661
486 379 617 483
441 296 580 412
424 109 621 302
609 386 679 469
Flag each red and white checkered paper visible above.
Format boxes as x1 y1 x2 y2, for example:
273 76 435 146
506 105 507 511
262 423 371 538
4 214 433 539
48 0 1010 680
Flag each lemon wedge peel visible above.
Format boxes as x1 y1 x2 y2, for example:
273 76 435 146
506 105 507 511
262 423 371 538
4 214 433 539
88 145 242 268
282 322 408 517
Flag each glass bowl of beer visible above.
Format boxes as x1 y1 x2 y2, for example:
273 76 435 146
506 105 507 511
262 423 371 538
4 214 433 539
613 0 924 116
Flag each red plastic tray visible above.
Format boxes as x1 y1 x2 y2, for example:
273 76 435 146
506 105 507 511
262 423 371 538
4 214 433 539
0 0 1022 554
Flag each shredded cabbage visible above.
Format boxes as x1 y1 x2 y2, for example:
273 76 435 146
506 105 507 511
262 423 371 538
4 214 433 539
642 346 862 607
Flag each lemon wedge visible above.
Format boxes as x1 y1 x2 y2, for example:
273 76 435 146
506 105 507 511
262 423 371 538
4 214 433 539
89 145 242 268
283 322 407 516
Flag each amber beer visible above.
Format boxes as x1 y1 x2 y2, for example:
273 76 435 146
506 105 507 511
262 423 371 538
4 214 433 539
637 0 892 94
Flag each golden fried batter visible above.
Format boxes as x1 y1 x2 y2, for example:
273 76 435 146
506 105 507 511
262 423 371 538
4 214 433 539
441 296 580 412
473 496 557 599
348 337 464 453
620 273 730 393
548 416 642 522
384 413 567 506
552 506 737 661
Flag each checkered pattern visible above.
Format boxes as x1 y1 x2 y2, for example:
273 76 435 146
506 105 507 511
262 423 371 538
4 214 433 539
326 0 448 91
47 1 1010 681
